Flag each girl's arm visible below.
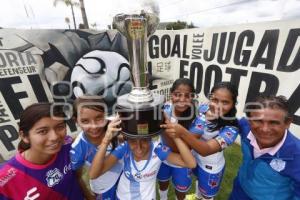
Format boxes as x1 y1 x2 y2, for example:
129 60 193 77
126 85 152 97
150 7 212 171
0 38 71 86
161 113 196 168
181 124 220 156
163 122 237 156
89 117 122 179
160 132 179 153
76 167 95 200
166 136 196 168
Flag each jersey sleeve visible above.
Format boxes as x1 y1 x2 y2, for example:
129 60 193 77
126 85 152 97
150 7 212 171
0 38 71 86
215 126 239 150
0 165 12 200
154 143 171 161
198 104 209 114
188 104 208 135
238 117 252 139
189 115 205 135
111 142 128 160
70 139 85 170
163 102 172 116
0 194 10 200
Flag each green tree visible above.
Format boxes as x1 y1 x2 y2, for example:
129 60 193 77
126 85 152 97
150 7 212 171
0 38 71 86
166 20 197 30
187 22 196 29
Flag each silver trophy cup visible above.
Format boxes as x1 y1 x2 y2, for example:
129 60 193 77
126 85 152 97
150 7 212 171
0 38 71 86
113 11 165 138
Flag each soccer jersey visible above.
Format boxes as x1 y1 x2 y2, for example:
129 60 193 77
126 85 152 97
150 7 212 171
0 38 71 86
189 104 238 173
0 142 84 200
112 141 170 200
70 131 123 194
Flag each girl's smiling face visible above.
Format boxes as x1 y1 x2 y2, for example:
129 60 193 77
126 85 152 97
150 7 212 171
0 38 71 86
209 88 235 118
77 107 107 141
171 84 194 116
21 117 66 160
127 138 151 161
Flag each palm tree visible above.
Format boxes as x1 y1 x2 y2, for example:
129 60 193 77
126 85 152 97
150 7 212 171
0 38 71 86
53 0 89 29
53 0 79 29
78 0 89 29
90 22 97 30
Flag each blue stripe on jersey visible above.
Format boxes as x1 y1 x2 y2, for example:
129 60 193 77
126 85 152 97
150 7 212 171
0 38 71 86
130 181 141 200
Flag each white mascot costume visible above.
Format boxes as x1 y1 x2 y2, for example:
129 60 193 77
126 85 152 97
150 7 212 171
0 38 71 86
71 50 132 112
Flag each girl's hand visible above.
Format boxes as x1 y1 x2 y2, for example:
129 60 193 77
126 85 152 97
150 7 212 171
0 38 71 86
207 102 221 120
160 112 182 138
103 115 122 144
161 123 182 139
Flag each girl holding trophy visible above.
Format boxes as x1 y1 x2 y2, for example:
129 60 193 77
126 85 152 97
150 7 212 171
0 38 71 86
89 115 196 200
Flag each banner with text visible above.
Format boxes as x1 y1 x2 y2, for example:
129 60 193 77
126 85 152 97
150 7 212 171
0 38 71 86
0 19 299 160
149 19 299 139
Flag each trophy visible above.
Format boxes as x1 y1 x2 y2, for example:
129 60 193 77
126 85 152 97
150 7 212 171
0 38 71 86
113 6 165 138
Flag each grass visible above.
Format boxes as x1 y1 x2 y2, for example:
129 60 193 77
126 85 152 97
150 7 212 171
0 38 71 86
215 143 242 199
164 143 242 200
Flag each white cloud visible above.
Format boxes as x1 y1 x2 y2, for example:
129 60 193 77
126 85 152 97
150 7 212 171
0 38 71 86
1 0 300 29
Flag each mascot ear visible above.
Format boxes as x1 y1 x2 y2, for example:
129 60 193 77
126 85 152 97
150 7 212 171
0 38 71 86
43 43 71 83
42 43 70 69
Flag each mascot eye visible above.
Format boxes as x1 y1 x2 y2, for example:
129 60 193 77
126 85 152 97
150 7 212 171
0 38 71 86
75 57 107 75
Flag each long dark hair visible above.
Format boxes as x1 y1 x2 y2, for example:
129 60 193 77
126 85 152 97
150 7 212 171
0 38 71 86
170 78 197 129
18 102 65 151
73 95 118 149
209 81 239 131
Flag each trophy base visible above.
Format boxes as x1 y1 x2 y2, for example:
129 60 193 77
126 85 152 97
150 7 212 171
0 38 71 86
116 93 165 138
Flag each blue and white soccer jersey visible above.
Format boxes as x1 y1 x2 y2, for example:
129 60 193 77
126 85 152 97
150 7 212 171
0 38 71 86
70 132 123 199
190 104 238 197
157 102 193 192
112 141 171 200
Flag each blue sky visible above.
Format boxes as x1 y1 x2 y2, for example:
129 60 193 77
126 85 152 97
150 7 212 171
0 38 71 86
1 0 300 29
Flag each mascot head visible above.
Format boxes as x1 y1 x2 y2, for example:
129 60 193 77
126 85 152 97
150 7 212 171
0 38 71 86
71 50 132 113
